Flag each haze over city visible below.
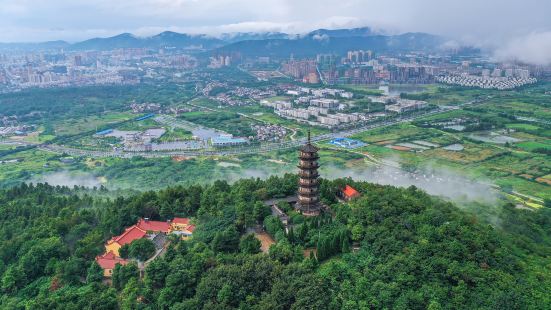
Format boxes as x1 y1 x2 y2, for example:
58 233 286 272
1 0 551 64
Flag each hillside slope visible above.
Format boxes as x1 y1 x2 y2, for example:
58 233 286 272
0 176 549 309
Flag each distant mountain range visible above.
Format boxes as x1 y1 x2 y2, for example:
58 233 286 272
0 27 449 56
214 32 445 58
70 31 225 51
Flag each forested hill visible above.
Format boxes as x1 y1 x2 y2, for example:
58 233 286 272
0 176 549 309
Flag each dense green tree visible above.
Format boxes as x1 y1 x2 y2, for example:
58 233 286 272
269 240 303 264
211 226 240 253
112 263 140 291
86 261 104 284
239 234 261 254
264 215 284 237
128 238 156 261
253 201 271 223
119 243 130 259
1 265 26 293
0 178 550 309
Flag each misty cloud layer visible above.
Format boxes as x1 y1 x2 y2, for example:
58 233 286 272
322 164 498 205
222 161 498 205
31 171 103 188
29 162 499 206
0 0 550 64
494 31 551 66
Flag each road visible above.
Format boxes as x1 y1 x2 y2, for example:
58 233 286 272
39 105 458 158
35 94 488 158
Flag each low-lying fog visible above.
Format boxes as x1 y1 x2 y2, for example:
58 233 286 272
322 164 498 204
33 160 499 205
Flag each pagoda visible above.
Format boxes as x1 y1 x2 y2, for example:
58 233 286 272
297 131 321 216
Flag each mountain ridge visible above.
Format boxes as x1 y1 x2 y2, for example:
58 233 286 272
213 32 445 58
0 27 446 54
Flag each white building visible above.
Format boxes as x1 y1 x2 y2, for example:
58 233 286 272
310 98 339 108
318 116 340 126
340 92 354 99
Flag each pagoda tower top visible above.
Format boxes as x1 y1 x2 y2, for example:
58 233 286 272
297 130 320 216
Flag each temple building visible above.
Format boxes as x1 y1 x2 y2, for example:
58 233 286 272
96 217 195 277
297 131 321 216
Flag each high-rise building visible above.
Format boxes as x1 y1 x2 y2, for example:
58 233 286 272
74 55 83 66
346 50 373 64
281 60 317 80
297 131 321 216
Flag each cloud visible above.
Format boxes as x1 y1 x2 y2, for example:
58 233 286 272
0 0 547 42
439 40 461 51
312 34 330 42
31 171 103 188
321 163 498 205
494 31 551 65
0 0 549 66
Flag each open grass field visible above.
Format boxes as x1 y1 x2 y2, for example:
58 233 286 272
0 144 17 151
516 141 551 152
54 111 135 135
336 85 385 95
351 124 427 143
179 110 258 137
425 143 506 164
117 118 160 131
506 123 541 131
0 149 65 188
158 128 193 141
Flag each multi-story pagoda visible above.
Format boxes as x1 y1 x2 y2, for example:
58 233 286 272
297 131 321 216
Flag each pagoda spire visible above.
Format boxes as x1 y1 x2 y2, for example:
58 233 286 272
297 130 320 216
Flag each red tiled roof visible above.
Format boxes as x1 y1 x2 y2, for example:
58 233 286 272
95 251 129 269
343 185 360 199
110 225 147 246
137 218 171 233
186 225 196 232
172 217 190 225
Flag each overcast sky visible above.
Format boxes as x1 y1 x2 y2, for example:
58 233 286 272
1 0 550 63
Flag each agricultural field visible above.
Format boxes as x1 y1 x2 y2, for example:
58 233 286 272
346 86 551 201
516 141 551 152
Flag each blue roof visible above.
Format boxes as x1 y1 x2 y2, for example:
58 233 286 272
329 137 366 149
96 129 113 135
212 136 248 144
135 113 155 121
